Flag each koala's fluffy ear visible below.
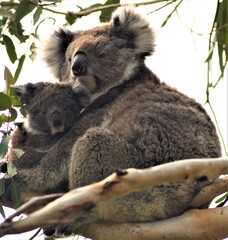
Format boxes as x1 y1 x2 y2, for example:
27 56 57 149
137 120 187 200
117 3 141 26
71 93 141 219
13 83 36 104
43 29 74 79
72 84 91 109
112 8 155 57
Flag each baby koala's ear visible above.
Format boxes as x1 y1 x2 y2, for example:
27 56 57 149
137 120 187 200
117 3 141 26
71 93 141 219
72 83 91 109
13 83 36 104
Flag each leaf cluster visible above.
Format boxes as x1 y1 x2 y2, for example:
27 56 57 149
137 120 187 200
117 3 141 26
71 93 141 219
206 0 228 90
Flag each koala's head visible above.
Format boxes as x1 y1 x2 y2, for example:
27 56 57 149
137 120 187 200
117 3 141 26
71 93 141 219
43 8 155 100
14 82 90 135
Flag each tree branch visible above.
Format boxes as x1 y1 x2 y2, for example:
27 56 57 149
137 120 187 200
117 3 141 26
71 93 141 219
78 207 228 240
37 0 176 18
0 0 177 17
0 158 227 237
190 176 228 208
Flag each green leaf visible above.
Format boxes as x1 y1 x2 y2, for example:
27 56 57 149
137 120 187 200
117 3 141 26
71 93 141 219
3 35 17 63
80 3 103 12
204 47 214 63
9 179 21 208
0 200 5 219
10 90 22 107
8 20 29 43
13 148 25 159
20 105 27 117
14 54 26 81
4 66 16 94
33 7 42 25
29 228 42 240
29 42 37 61
8 107 18 122
215 0 228 73
0 108 18 123
0 92 12 111
65 14 76 25
100 0 120 23
0 135 11 159
215 192 228 203
0 179 5 196
4 66 15 85
0 113 10 123
15 0 35 22
0 8 13 18
7 160 17 178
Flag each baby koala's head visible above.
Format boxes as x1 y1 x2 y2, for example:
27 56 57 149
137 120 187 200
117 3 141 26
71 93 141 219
14 82 90 135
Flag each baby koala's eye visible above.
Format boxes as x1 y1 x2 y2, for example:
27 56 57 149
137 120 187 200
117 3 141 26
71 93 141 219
63 106 69 112
98 53 106 59
68 57 71 62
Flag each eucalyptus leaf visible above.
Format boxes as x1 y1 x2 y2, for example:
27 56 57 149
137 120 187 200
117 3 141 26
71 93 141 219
20 105 27 117
29 228 43 240
8 108 18 122
14 54 26 81
3 35 17 63
66 14 76 25
13 148 25 159
0 200 5 219
33 7 42 25
80 3 103 11
215 0 228 73
7 160 17 178
0 92 12 111
0 179 5 196
4 66 16 94
9 179 21 208
215 192 228 203
9 20 29 43
0 134 11 159
10 90 22 107
100 0 120 23
0 113 10 123
29 42 37 61
15 0 35 22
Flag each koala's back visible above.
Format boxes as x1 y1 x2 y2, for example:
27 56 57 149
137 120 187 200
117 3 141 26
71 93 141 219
68 71 221 227
103 76 221 167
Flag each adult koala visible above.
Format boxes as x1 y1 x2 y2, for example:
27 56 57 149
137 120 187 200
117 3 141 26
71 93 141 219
3 8 221 236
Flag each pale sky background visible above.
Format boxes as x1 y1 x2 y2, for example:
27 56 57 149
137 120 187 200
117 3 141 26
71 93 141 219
0 0 227 239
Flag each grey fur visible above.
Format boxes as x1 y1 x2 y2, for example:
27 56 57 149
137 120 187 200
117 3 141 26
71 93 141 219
6 82 90 193
4 8 221 237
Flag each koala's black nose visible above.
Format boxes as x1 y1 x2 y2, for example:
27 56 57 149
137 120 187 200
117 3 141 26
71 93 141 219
50 111 63 127
72 52 88 76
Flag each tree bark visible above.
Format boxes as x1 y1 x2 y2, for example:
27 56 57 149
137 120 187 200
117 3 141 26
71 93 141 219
79 207 228 240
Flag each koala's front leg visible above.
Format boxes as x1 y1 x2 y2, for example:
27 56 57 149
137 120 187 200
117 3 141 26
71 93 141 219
56 127 142 236
69 127 142 189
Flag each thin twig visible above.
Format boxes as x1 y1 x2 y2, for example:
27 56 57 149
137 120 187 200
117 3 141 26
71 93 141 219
41 0 176 18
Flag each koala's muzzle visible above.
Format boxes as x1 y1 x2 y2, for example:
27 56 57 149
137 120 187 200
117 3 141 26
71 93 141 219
72 52 88 76
50 111 63 127
50 111 65 135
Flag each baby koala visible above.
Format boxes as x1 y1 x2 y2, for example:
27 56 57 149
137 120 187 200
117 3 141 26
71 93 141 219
15 81 90 136
11 81 90 163
2 82 90 200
